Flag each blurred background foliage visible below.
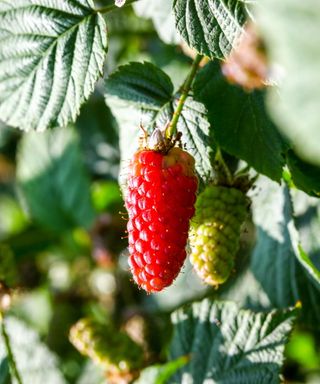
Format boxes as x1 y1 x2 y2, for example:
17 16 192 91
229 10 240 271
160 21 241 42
0 1 319 383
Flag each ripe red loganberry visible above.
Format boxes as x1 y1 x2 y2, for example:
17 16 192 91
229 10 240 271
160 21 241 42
125 145 198 293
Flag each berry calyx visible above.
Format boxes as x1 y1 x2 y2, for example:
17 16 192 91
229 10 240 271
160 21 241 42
189 185 249 286
125 129 198 293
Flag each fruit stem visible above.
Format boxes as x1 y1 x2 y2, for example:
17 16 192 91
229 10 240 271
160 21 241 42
96 0 138 14
0 312 23 384
166 54 204 138
215 148 233 186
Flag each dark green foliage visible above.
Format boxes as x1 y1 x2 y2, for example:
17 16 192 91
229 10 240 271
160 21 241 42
194 62 288 181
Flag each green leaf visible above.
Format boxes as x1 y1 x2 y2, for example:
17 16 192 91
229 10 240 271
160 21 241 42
292 191 320 285
133 0 180 45
17 125 95 232
248 177 320 328
0 317 66 384
0 358 11 384
194 61 288 181
173 0 247 59
134 356 188 384
0 0 107 131
255 0 320 166
105 62 174 109
169 299 296 384
286 150 320 197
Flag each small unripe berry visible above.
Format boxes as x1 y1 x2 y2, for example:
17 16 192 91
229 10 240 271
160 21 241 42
69 318 143 374
189 185 249 286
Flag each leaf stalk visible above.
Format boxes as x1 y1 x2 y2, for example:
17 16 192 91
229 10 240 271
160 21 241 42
166 54 203 138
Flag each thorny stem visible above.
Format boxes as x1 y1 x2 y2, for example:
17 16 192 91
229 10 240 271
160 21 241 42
96 0 139 14
0 312 23 384
166 54 204 139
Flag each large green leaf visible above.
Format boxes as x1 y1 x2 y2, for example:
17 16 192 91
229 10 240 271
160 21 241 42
105 62 174 109
173 0 248 59
255 0 320 166
17 125 95 232
133 0 180 45
286 150 320 197
194 61 288 181
105 62 214 187
0 317 66 384
0 0 107 131
248 178 320 328
169 299 296 384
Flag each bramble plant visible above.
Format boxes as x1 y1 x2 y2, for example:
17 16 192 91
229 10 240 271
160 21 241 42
0 1 320 383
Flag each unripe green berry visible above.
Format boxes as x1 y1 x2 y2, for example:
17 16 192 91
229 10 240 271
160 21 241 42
69 318 143 374
189 185 249 286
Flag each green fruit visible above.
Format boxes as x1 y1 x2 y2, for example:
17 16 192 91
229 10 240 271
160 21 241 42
69 318 143 373
189 185 249 286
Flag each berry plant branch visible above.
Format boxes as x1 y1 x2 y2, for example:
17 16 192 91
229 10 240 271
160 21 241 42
166 54 204 138
0 312 23 384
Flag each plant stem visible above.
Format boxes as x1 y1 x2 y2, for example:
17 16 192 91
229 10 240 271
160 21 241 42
215 148 233 185
96 0 139 14
166 54 203 138
0 313 23 384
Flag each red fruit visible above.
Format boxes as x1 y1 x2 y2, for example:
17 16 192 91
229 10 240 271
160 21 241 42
125 145 198 293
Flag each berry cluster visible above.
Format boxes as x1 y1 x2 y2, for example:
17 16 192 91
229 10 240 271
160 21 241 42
125 147 198 292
